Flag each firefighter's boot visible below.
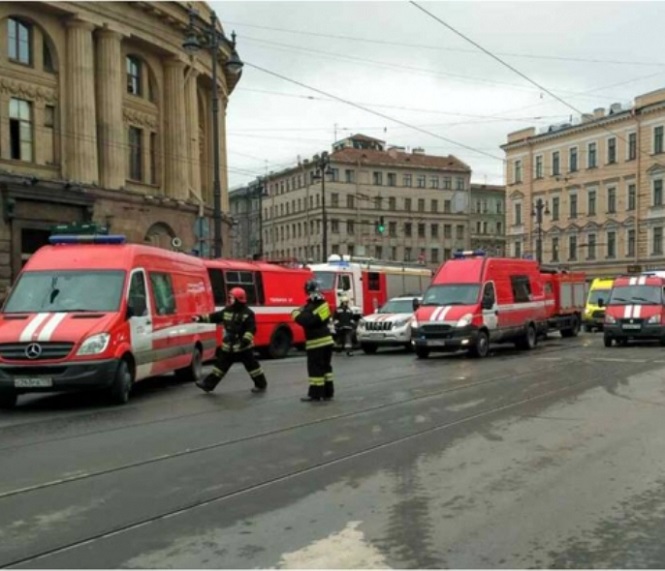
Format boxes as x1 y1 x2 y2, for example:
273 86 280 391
196 369 223 393
301 383 324 402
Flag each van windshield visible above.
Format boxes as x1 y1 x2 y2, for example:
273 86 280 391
379 299 416 314
4 270 126 313
422 284 480 306
588 289 611 304
609 285 662 305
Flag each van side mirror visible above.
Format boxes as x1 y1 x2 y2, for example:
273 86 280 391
412 298 420 311
597 298 605 308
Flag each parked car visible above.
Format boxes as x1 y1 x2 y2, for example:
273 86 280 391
357 295 422 354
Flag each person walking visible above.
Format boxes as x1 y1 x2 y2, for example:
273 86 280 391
292 279 334 402
193 286 268 394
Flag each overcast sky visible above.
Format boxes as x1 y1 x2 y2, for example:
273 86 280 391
211 1 665 189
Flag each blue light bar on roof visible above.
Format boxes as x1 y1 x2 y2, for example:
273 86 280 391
453 249 486 259
49 234 127 245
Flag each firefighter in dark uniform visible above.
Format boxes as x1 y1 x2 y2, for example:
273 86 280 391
292 279 334 402
193 286 268 394
333 295 360 356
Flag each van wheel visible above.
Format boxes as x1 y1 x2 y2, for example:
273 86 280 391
361 343 378 355
268 327 292 359
415 347 430 359
0 391 17 409
109 359 133 405
517 324 537 350
561 316 580 338
176 347 203 383
470 330 490 358
603 335 613 347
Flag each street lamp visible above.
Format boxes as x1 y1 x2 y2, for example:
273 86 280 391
311 151 333 261
183 7 244 259
532 198 551 264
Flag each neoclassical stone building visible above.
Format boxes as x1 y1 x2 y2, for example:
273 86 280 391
0 1 240 286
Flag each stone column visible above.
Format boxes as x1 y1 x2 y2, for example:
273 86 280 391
163 58 188 199
65 19 98 184
219 96 229 214
95 28 125 189
184 68 201 198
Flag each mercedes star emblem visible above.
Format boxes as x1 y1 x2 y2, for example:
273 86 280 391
25 343 42 359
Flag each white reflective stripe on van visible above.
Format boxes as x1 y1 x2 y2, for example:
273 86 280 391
37 313 68 341
19 313 51 342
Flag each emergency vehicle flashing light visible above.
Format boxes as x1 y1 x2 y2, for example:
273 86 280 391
453 249 486 259
49 234 127 245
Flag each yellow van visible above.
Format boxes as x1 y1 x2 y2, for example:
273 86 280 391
583 278 614 332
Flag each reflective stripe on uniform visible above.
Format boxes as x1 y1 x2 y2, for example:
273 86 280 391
243 331 254 341
305 336 334 350
221 343 232 351
248 367 264 378
313 303 331 320
212 367 225 378
309 376 325 386
324 372 333 381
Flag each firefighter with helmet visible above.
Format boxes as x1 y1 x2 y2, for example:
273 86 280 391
193 286 268 394
292 279 335 402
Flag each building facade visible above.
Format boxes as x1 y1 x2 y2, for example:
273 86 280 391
502 88 665 278
469 183 505 256
229 183 262 259
0 1 240 287
261 134 472 267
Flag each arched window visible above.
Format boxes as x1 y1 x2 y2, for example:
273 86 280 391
126 55 142 96
8 18 31 65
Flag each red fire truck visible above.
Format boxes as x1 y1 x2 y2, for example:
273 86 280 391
308 255 433 316
540 267 586 337
203 259 313 358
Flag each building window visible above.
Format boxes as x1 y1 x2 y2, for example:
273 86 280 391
552 197 560 221
607 187 616 213
126 56 142 96
654 179 663 206
387 173 396 186
570 194 578 218
456 225 464 240
389 221 397 237
418 223 425 238
587 142 597 168
552 151 560 176
607 231 617 258
627 229 636 257
514 241 522 258
403 174 412 187
430 176 439 189
404 223 412 237
569 147 578 172
404 198 412 212
497 221 502 234
346 194 355 209
431 223 439 238
444 200 451 213
150 132 157 184
655 126 664 154
535 155 543 179
417 176 426 188
331 193 339 208
607 137 617 164
370 171 382 185
569 235 577 261
514 203 522 225
456 177 465 190
344 169 354 183
43 40 55 73
513 160 522 183
654 227 663 255
331 220 339 234
628 183 636 211
628 132 637 160
552 237 559 262
9 98 33 162
443 177 451 189
128 126 143 181
405 247 412 262
347 220 354 235
418 198 425 212
444 224 452 239
8 18 31 65
431 248 439 264
587 234 596 260
588 190 596 216
375 245 383 259
330 168 339 182
431 199 438 212
388 197 396 211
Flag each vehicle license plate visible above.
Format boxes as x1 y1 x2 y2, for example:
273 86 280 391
14 377 53 388
428 340 446 346
622 324 641 330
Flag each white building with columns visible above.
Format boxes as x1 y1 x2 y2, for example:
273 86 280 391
0 1 240 286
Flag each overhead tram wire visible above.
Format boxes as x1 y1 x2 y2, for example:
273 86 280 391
409 1 654 160
243 61 505 163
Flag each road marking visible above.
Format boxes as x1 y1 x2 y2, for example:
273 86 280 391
590 357 648 363
538 357 564 361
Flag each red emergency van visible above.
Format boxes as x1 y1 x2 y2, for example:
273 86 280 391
602 274 665 346
540 268 586 337
411 250 547 358
309 255 432 316
203 259 312 358
0 235 219 408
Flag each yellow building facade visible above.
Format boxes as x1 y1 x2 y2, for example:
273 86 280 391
502 88 665 278
0 1 240 286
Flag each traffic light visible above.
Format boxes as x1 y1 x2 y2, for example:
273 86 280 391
377 216 385 234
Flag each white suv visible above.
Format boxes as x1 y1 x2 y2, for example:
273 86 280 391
357 296 421 354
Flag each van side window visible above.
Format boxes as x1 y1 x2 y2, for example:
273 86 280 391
255 272 265 305
482 282 496 305
544 283 553 295
226 270 257 304
149 272 176 315
207 269 226 307
367 272 380 291
510 275 531 303
338 274 352 292
128 271 148 316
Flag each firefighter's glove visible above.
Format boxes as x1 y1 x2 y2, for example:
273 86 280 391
239 338 251 349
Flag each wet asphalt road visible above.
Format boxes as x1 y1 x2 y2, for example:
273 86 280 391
3 333 665 568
